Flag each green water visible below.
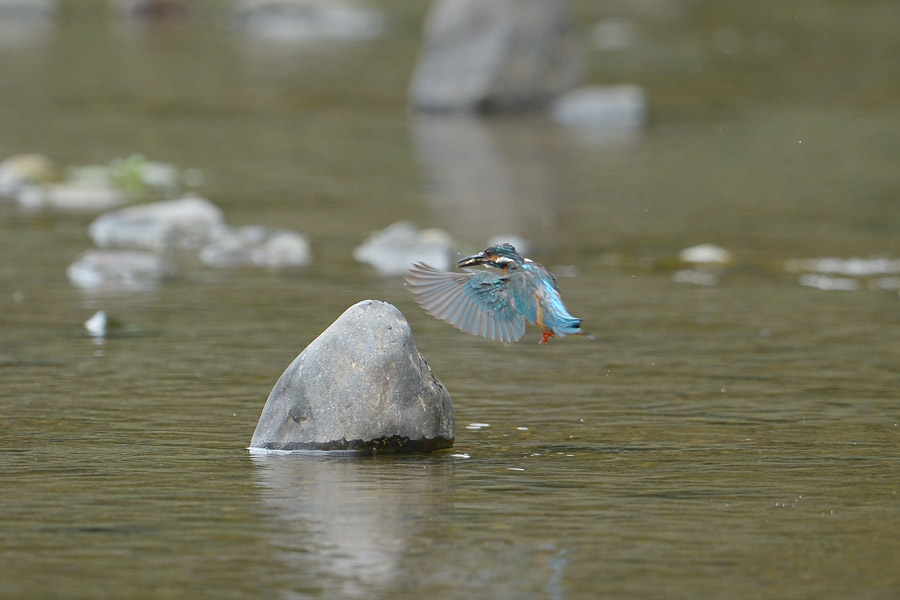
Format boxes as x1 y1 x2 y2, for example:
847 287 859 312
1 1 899 598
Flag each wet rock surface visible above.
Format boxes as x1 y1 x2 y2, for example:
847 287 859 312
250 300 454 452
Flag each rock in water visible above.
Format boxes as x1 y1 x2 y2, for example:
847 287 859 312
353 221 454 275
408 0 581 112
549 84 648 131
66 250 175 291
250 300 455 452
88 195 225 251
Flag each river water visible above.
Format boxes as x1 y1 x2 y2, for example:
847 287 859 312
1 1 898 598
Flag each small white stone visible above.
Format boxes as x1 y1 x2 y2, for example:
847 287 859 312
84 310 107 337
679 243 734 265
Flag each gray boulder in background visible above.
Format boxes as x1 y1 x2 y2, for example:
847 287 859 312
409 0 582 112
88 195 225 251
250 300 455 452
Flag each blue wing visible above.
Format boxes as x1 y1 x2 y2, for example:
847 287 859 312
406 263 526 342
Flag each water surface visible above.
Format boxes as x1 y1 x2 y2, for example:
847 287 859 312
1 1 899 598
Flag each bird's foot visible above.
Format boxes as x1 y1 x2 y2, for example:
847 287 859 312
538 330 554 345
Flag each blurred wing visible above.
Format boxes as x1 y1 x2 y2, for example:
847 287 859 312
405 263 526 342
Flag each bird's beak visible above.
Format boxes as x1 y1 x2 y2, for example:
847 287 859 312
457 252 486 268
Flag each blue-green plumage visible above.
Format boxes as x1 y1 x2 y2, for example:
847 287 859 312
406 243 590 344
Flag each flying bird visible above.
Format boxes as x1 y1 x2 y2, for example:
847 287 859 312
405 243 590 344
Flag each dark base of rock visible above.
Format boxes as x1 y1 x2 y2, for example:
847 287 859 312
253 435 454 453
250 300 455 453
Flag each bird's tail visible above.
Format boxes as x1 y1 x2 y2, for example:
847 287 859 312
554 317 593 340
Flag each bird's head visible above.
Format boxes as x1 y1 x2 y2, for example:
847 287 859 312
457 243 524 270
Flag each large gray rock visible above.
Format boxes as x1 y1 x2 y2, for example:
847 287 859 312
250 300 454 452
408 0 582 112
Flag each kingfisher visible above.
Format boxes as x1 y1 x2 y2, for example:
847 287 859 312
405 243 591 344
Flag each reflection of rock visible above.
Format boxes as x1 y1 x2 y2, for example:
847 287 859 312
250 453 452 596
200 226 311 268
0 0 55 47
88 196 225 251
66 250 175 291
410 115 563 242
409 0 581 112
784 256 900 293
17 182 126 212
250 300 454 452
0 0 54 15
353 221 454 275
231 0 386 42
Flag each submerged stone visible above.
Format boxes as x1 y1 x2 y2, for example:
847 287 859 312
250 300 454 452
